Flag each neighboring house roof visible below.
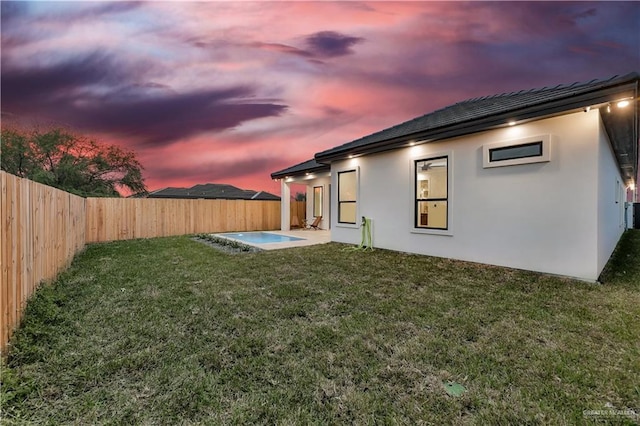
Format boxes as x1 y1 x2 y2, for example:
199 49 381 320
250 191 281 201
145 183 280 200
271 158 331 180
312 72 638 184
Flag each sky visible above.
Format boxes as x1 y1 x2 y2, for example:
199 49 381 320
1 1 639 196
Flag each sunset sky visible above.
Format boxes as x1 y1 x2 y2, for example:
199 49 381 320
2 1 639 195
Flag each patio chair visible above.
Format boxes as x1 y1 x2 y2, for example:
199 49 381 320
306 216 322 230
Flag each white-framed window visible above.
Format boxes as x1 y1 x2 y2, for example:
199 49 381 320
414 155 449 230
338 170 357 224
483 135 550 168
313 186 323 217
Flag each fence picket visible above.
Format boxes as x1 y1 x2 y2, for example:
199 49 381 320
0 171 299 355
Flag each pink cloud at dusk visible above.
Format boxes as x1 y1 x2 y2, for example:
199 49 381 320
1 1 638 196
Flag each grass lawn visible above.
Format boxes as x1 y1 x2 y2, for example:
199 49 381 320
2 231 639 424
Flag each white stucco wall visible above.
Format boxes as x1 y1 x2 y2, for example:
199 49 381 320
596 117 626 275
330 110 617 281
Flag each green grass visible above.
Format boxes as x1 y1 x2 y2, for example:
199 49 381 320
2 231 640 424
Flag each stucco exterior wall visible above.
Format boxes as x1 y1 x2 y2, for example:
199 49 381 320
330 111 614 281
596 116 627 275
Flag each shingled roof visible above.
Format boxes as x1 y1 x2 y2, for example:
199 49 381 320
270 158 330 180
146 183 280 200
314 72 638 183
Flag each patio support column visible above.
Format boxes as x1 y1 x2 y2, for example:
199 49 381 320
281 179 291 231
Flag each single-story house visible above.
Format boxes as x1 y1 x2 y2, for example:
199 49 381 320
141 183 280 201
271 72 639 282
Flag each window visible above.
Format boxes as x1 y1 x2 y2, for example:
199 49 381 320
489 141 542 162
483 135 550 168
338 170 357 224
313 186 323 217
415 156 448 230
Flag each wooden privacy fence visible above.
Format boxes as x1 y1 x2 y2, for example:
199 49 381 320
290 201 306 228
85 198 280 243
1 171 86 356
1 171 291 355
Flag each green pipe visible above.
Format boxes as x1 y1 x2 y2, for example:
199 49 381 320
342 216 374 251
359 216 373 250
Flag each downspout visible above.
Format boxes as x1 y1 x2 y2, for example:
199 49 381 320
629 79 639 229
634 79 639 203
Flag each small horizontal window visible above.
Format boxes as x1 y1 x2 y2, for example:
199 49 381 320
483 135 550 168
489 141 542 162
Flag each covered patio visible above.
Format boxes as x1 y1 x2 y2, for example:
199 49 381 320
271 159 332 231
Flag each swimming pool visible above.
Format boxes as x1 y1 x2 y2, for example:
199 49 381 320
218 232 305 244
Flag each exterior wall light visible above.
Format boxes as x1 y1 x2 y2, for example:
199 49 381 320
617 100 630 108
508 121 516 126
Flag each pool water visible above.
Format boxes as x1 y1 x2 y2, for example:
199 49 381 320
219 232 305 244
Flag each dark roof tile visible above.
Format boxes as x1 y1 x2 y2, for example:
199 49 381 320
315 72 638 162
147 183 280 200
271 158 330 179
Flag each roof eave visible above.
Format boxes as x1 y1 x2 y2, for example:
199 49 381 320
600 82 639 186
270 165 330 180
315 82 639 164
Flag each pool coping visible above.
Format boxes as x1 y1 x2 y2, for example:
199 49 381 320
212 230 331 251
